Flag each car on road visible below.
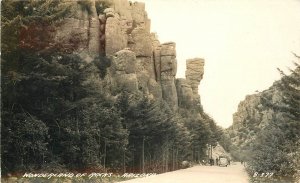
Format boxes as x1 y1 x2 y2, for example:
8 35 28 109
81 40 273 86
219 156 229 167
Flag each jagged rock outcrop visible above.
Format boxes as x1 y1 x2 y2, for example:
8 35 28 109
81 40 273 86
129 28 153 57
159 42 178 110
185 58 205 105
232 94 262 130
104 9 127 56
151 33 162 82
228 82 286 148
88 0 101 55
50 0 206 111
186 58 204 92
105 1 204 111
175 58 205 109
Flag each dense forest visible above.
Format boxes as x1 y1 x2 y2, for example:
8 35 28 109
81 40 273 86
1 0 223 177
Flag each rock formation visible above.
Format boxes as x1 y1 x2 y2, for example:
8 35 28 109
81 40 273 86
159 42 178 110
176 79 193 108
228 82 285 149
231 94 262 130
175 58 205 109
110 49 138 93
186 58 205 105
51 0 205 111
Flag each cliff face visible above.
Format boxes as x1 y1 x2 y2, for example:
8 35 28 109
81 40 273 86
49 0 205 111
228 83 284 148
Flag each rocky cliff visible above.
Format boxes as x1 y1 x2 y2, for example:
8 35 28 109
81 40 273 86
227 65 300 181
228 81 286 149
49 0 205 111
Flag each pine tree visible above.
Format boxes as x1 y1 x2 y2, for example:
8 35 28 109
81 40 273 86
247 55 300 180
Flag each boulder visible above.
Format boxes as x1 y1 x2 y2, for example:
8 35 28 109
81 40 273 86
104 8 115 18
109 49 138 93
112 49 136 74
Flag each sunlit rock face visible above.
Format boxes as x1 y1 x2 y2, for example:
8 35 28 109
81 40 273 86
186 58 204 94
228 81 288 152
110 49 138 93
159 42 178 110
48 0 206 111
185 58 205 106
105 14 127 56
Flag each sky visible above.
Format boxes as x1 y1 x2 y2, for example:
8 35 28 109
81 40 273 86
138 0 300 128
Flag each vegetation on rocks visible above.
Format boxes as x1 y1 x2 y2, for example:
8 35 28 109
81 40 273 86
228 56 300 182
1 0 223 179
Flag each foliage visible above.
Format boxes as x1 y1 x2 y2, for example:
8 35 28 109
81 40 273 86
1 0 73 62
116 92 192 172
1 0 221 177
218 130 232 153
239 56 300 180
1 52 127 174
77 0 112 16
77 0 93 15
93 55 111 79
247 123 295 176
1 111 48 173
95 0 112 15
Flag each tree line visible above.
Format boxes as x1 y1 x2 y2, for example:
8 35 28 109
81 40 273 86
1 0 223 176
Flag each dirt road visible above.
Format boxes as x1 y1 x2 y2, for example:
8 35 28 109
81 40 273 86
120 164 249 183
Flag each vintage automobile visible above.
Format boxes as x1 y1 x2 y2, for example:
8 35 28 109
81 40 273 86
218 156 229 167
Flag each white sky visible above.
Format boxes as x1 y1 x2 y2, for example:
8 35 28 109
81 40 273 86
138 0 300 128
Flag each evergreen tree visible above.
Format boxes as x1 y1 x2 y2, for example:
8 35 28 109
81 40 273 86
246 56 300 180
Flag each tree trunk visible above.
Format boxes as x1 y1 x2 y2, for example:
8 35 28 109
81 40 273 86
165 146 168 172
104 139 107 171
142 136 145 173
123 149 126 174
172 147 175 171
